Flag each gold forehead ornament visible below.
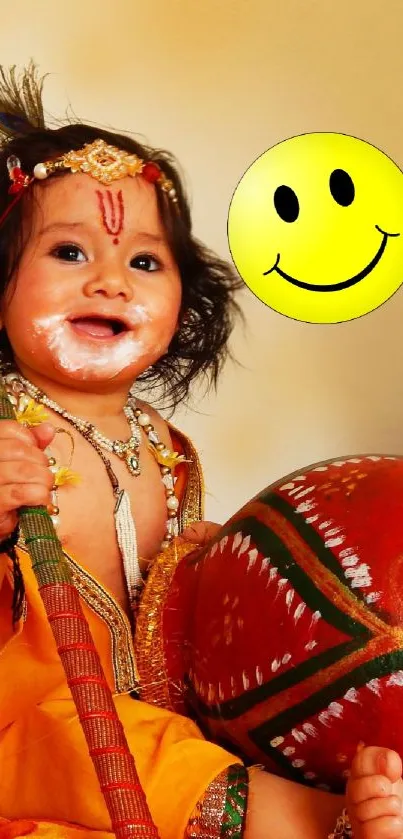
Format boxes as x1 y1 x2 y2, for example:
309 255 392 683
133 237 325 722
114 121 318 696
5 139 178 210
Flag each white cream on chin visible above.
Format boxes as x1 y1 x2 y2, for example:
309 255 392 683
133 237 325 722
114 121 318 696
32 314 146 380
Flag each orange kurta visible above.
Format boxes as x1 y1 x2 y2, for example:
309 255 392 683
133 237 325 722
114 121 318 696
0 428 239 839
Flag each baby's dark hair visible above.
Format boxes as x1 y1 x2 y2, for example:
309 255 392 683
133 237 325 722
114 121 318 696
0 67 242 409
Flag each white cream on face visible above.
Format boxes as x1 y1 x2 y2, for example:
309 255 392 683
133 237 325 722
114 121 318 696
32 313 146 380
128 304 150 324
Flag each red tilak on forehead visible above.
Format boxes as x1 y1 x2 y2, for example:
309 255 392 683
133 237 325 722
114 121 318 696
96 189 125 244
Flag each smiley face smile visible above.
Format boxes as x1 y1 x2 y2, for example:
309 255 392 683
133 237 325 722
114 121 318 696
263 225 400 292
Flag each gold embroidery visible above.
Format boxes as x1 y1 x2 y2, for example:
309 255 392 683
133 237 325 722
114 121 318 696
67 554 139 693
186 768 228 837
135 540 195 708
168 422 204 531
135 425 204 706
17 539 138 694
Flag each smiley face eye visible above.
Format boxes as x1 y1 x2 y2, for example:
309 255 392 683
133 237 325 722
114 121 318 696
329 169 355 206
274 185 299 223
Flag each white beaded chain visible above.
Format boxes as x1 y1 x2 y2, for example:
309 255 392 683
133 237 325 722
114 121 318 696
135 407 180 546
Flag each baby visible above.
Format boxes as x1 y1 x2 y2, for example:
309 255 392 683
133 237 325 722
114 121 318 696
0 63 401 839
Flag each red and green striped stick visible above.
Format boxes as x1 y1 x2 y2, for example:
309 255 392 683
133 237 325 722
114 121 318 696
0 379 160 839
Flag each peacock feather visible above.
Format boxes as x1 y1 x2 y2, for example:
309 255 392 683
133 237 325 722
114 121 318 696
0 60 47 141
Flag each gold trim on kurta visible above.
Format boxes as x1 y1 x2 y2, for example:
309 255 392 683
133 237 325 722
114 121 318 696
135 540 196 709
135 425 205 708
17 539 138 695
168 422 205 531
67 553 139 694
186 768 228 837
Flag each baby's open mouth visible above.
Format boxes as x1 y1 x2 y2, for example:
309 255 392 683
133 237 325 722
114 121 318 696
68 316 129 339
263 225 400 292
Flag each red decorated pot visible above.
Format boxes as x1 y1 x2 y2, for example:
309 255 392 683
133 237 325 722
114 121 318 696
137 454 403 793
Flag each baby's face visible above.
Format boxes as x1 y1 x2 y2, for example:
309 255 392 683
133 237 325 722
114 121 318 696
1 172 182 387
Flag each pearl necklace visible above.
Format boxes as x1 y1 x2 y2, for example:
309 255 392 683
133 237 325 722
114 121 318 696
18 375 142 477
5 373 183 611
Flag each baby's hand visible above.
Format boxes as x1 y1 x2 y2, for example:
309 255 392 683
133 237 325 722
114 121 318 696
178 521 221 546
0 421 55 541
346 743 403 838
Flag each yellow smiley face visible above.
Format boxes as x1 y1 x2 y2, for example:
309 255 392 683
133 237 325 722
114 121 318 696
227 133 403 323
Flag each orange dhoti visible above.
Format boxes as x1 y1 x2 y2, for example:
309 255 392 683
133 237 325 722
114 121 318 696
0 429 241 839
0 544 239 839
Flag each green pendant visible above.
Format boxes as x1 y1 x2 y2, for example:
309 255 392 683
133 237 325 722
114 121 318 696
126 451 140 476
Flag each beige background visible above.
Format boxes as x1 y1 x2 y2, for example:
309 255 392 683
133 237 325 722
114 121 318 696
2 0 403 522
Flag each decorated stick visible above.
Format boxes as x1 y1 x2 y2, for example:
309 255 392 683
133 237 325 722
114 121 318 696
0 378 160 839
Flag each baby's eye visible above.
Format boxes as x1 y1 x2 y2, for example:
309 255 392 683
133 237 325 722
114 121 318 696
51 244 87 263
130 253 161 272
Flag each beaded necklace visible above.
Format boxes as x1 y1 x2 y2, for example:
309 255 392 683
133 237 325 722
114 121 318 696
5 372 186 611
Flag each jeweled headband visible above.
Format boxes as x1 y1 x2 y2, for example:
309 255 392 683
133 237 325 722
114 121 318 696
0 137 178 228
